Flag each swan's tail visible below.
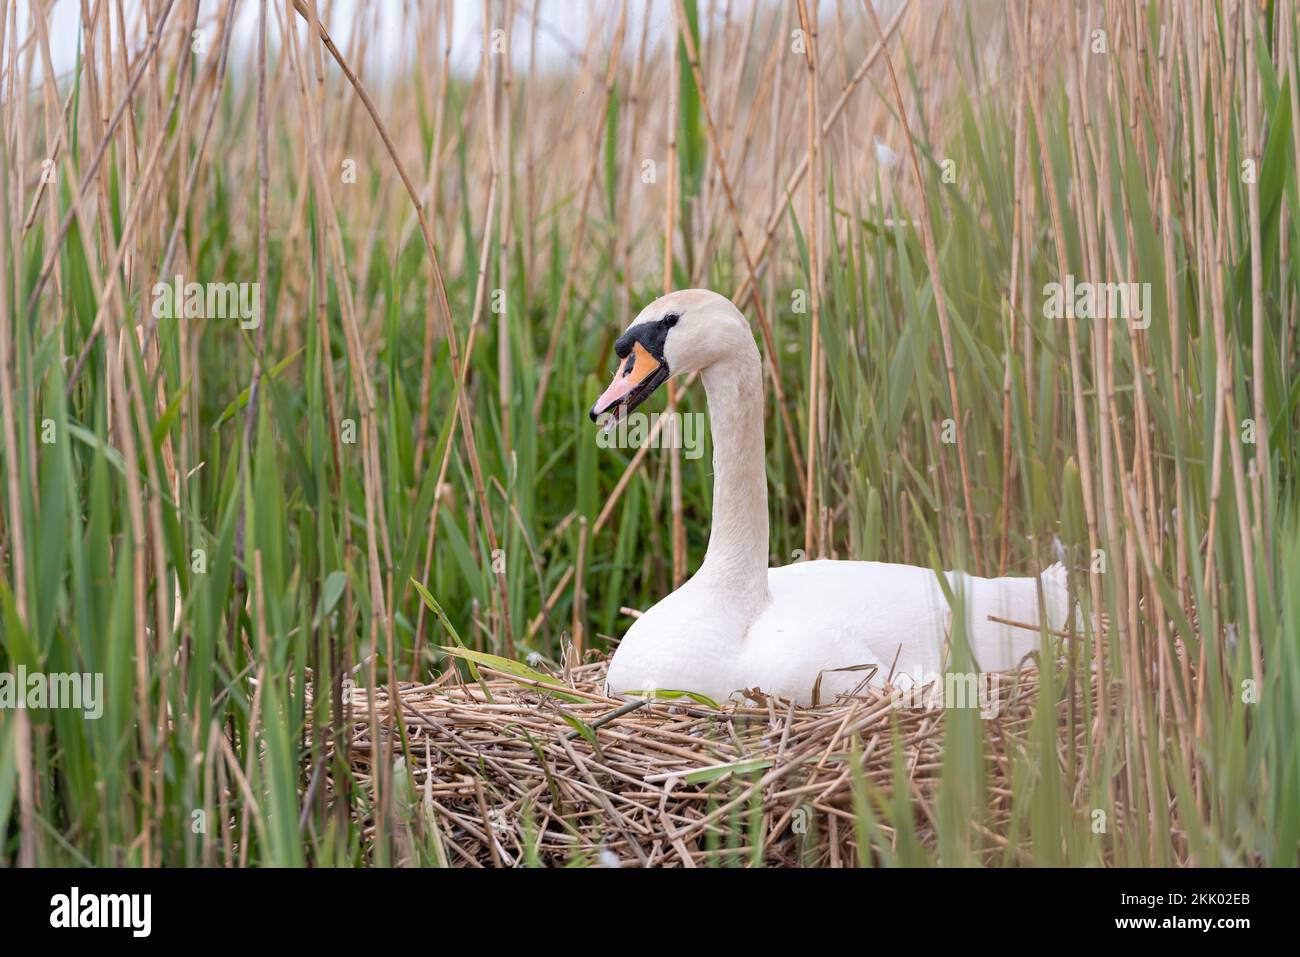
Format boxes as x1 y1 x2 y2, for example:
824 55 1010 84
948 563 1078 671
1038 561 1076 632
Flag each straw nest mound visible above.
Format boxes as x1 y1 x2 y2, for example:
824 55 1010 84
318 659 1105 867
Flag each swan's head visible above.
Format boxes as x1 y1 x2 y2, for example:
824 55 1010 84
589 288 750 425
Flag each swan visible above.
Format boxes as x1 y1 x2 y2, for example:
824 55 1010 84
590 289 1073 707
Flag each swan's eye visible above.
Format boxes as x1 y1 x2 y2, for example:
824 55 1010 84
662 313 679 328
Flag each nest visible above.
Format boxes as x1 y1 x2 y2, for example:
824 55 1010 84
317 659 1105 867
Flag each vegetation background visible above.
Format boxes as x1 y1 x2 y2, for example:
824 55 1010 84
0 0 1296 866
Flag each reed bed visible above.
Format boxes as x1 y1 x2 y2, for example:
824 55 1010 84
1 0 1297 866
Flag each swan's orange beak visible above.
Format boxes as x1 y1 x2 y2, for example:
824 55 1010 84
590 341 669 427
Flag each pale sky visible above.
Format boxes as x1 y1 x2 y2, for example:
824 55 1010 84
14 0 687 84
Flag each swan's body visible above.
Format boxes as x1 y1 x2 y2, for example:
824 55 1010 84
591 290 1072 706
608 558 1071 705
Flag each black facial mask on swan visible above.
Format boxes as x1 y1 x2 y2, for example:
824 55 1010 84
589 313 678 423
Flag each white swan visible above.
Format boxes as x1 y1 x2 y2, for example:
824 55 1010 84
590 289 1072 706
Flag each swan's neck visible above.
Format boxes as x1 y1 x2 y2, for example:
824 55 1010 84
695 348 770 607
